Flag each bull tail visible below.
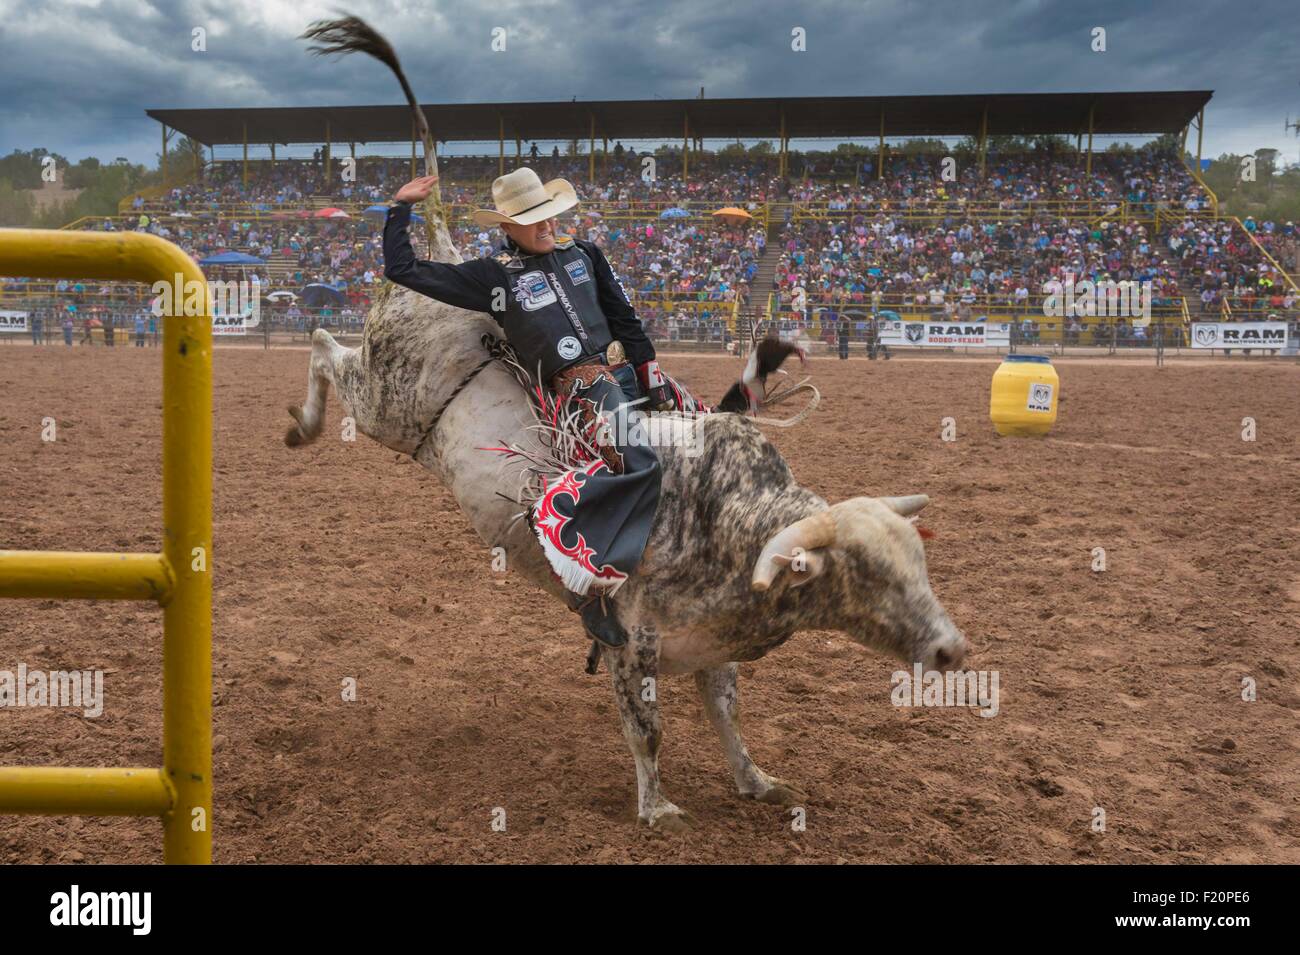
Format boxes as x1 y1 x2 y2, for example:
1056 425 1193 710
301 14 453 255
301 15 436 177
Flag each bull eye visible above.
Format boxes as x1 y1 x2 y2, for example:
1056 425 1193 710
915 525 936 541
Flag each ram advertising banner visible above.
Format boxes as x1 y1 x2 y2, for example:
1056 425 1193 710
212 305 260 336
1190 322 1289 350
876 320 1012 348
0 311 30 333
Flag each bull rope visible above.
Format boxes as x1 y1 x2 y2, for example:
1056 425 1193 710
409 333 512 461
750 376 821 428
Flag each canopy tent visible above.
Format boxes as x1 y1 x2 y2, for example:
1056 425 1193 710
198 251 266 266
363 203 423 222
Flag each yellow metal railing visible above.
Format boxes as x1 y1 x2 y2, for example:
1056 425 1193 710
787 199 1122 222
1178 153 1220 216
1090 201 1127 228
630 295 737 318
1229 217 1300 295
117 170 202 214
114 198 770 226
0 228 213 865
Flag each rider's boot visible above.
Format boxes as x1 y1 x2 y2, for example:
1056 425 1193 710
573 592 628 649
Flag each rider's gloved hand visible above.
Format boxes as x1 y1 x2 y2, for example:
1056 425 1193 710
636 360 679 411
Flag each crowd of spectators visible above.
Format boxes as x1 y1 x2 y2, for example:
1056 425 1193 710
5 146 1296 347
771 215 1188 316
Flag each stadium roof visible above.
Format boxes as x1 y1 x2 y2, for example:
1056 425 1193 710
147 91 1213 147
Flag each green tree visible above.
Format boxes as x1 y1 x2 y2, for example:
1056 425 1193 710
0 177 37 226
0 149 68 190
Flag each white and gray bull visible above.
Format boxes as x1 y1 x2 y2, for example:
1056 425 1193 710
285 273 968 831
288 15 968 831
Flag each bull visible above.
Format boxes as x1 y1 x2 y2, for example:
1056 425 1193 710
286 16 968 829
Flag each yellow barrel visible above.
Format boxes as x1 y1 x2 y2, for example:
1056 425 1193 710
88 326 122 345
990 354 1059 436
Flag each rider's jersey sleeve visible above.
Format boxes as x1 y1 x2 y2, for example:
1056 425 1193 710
383 201 501 313
576 238 656 367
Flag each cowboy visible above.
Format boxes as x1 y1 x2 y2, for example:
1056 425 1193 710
383 167 685 649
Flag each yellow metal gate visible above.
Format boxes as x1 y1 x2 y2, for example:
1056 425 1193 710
0 228 213 864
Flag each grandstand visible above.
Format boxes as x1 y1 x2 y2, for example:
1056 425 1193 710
4 91 1298 352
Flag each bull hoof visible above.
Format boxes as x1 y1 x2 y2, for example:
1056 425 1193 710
746 778 808 807
643 801 694 833
285 406 308 447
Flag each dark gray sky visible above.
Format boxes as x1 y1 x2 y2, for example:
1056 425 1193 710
1 0 1297 166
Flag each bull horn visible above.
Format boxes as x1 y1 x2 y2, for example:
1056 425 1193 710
751 510 837 592
879 494 930 517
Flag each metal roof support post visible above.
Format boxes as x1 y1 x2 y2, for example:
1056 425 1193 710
780 106 787 179
1085 103 1094 177
683 111 689 181
878 111 885 180
1196 108 1204 171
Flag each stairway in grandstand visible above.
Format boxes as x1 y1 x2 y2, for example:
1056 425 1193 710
265 250 299 285
744 200 791 324
734 306 765 343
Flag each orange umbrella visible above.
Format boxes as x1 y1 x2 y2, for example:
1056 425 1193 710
712 207 752 227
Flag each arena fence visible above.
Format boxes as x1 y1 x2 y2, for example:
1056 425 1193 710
0 229 213 864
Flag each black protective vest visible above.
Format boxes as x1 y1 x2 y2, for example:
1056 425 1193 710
490 238 614 381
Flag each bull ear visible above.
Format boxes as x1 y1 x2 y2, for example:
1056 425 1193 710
879 494 929 517
752 511 836 592
764 548 827 589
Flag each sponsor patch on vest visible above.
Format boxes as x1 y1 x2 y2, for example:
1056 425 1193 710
515 270 557 311
564 258 591 285
556 336 582 360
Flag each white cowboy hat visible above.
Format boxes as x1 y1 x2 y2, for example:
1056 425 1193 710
472 167 578 227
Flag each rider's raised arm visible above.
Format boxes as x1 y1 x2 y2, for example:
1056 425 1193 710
382 201 499 313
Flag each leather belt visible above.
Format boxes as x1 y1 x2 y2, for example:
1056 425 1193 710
577 340 627 368
551 341 628 393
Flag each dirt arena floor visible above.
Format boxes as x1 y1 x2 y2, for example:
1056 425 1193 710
1 344 1297 864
